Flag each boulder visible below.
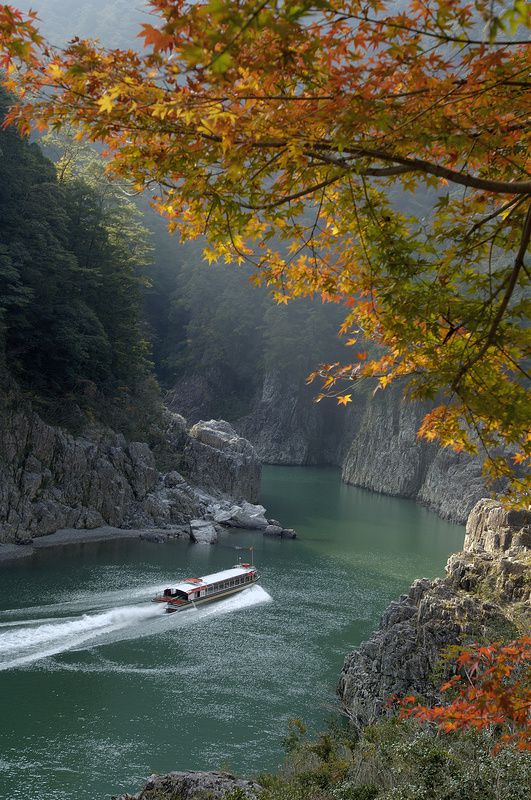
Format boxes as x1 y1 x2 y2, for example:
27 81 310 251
213 506 236 524
264 524 283 537
281 528 297 539
190 519 218 545
182 419 261 502
112 770 261 800
224 502 268 530
164 470 186 488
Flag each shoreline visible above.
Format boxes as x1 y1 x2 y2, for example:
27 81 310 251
0 526 150 564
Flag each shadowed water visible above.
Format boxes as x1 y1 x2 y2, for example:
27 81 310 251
0 466 464 800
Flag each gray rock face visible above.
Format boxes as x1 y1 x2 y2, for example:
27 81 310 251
182 419 261 502
264 524 283 536
340 383 489 524
337 499 530 726
464 498 531 554
235 372 491 524
190 519 219 545
0 389 263 543
112 770 261 800
236 371 353 465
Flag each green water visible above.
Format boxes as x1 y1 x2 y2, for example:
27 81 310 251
0 466 464 800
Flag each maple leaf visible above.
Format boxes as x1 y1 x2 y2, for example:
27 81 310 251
337 394 352 406
97 94 114 114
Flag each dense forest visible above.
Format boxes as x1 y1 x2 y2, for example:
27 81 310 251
0 88 161 429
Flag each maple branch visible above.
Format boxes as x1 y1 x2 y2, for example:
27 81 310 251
465 196 527 238
451 202 531 391
306 150 411 177
340 13 530 47
337 146 531 195
196 131 531 194
240 173 345 209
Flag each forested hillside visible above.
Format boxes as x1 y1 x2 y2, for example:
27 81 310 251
0 88 157 432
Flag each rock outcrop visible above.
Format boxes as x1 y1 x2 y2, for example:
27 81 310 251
233 372 491 524
337 499 530 726
182 419 261 502
189 519 219 545
112 770 261 800
0 389 262 543
340 383 490 524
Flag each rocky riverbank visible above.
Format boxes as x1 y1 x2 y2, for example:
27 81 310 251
169 369 493 525
337 498 530 726
0 385 295 551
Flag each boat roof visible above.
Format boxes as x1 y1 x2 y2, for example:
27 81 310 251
171 565 256 595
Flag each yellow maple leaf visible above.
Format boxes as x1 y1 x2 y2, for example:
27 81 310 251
337 394 352 406
97 94 115 114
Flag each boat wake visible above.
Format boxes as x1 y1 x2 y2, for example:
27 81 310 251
0 585 271 671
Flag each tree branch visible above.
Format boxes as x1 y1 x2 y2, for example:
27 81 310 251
451 202 531 391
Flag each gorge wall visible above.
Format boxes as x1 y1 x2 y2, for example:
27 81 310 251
232 372 488 524
0 383 262 544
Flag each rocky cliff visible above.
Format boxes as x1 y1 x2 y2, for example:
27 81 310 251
182 419 261 502
0 384 262 543
233 373 490 524
236 371 354 465
337 499 530 726
340 382 489 524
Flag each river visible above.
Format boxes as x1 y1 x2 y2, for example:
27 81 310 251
0 466 464 800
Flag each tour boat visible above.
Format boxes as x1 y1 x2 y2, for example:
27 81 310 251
152 562 259 613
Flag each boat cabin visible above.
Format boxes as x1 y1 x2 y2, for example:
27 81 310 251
157 564 257 606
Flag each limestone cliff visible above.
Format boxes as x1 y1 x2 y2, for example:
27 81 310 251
0 385 262 543
337 499 530 726
233 373 489 524
340 382 489 524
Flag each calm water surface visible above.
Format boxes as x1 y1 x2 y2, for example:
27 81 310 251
0 466 464 800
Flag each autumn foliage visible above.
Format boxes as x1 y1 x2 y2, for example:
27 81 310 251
401 636 531 751
0 1 530 500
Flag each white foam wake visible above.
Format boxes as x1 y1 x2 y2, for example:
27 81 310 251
0 585 272 671
0 604 163 671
